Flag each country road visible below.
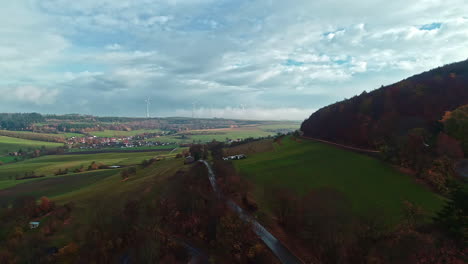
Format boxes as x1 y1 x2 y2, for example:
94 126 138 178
200 160 305 264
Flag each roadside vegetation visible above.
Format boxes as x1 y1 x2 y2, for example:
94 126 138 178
216 136 467 263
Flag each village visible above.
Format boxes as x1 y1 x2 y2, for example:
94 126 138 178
65 135 176 151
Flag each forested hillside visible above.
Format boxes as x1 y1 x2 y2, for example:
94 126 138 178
301 59 468 149
301 60 468 195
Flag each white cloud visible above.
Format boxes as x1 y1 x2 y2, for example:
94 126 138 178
1 86 59 105
174 107 314 121
105 43 122 50
1 0 468 118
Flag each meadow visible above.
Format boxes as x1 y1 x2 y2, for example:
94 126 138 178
0 151 175 189
0 156 185 249
150 125 294 144
0 170 117 207
66 144 178 153
233 136 445 225
0 136 63 155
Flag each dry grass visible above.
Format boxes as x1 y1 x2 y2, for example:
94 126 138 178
223 139 275 156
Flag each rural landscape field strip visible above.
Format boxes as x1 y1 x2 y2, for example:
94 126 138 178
0 151 175 190
234 137 444 225
0 170 117 207
0 135 63 155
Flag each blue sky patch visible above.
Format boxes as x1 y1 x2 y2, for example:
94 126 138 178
419 22 442 31
285 59 305 66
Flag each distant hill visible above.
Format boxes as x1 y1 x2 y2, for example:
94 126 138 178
301 59 468 149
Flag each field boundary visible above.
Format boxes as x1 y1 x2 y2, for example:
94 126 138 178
61 148 176 155
300 136 381 157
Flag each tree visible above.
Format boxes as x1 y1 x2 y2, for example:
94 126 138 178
443 104 468 155
39 196 54 213
436 133 464 159
120 170 129 179
88 161 99 171
434 186 468 247
269 188 299 230
128 167 137 175
402 200 426 228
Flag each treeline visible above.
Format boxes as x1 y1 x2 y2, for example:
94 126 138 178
301 59 468 195
0 113 45 131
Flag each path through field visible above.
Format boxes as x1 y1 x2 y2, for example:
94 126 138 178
201 160 305 264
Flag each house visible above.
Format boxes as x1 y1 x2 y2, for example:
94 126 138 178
223 154 247 161
29 221 40 229
184 156 195 164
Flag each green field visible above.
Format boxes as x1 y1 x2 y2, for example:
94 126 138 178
0 156 185 249
150 127 283 144
66 144 178 153
53 158 183 206
0 170 117 207
62 132 85 138
0 136 63 155
0 151 175 189
0 156 16 164
89 129 163 137
233 137 444 225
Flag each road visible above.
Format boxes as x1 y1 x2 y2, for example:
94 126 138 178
201 160 305 264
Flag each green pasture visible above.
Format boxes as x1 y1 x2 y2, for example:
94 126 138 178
0 136 63 155
234 136 444 225
0 151 173 189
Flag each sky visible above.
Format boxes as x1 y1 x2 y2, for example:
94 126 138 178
1 0 468 120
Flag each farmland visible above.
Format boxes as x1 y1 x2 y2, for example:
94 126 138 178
149 125 295 144
0 136 63 155
233 136 445 225
0 150 177 189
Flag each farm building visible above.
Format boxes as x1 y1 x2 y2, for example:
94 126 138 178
185 156 195 164
29 221 40 229
223 154 246 161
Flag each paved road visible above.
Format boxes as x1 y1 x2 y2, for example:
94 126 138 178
201 160 304 264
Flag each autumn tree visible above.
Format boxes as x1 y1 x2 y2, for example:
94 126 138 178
436 133 464 159
269 187 300 230
434 186 468 247
443 104 468 155
39 196 55 214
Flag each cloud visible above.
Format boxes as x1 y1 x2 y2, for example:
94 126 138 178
1 86 59 105
105 43 122 50
173 107 314 121
0 0 467 120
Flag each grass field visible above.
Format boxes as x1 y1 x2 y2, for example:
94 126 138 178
0 151 175 189
0 170 117 207
0 156 16 164
233 136 444 225
149 126 288 144
0 156 185 248
66 144 178 153
0 136 63 155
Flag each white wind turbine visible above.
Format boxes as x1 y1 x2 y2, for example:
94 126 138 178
145 97 151 118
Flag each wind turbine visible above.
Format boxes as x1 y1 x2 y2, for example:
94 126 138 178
192 102 197 119
145 97 151 118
